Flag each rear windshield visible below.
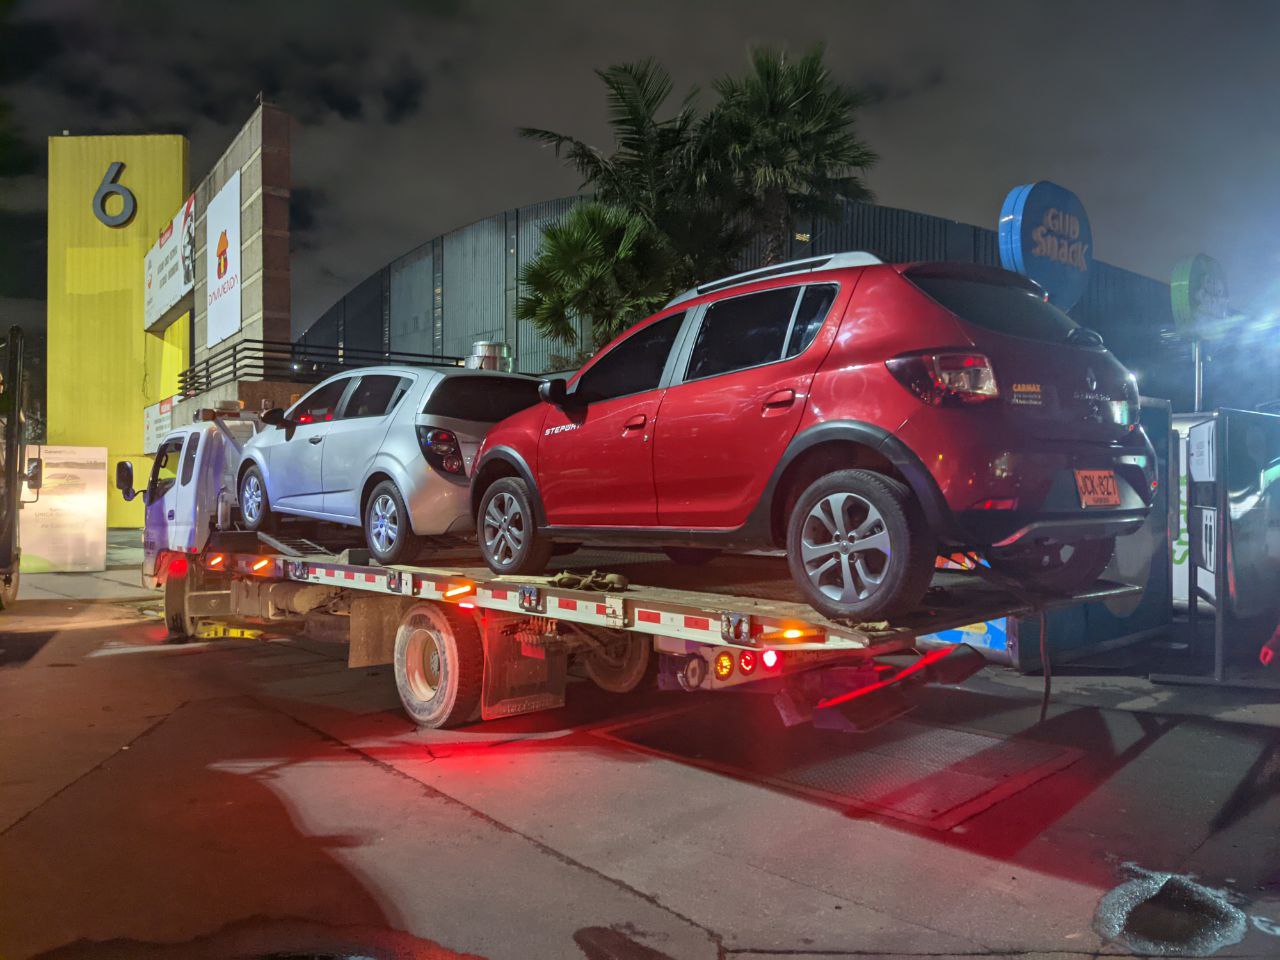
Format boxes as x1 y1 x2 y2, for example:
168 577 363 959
908 269 1079 343
422 375 541 423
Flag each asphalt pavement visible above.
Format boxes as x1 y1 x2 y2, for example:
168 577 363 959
3 583 1279 959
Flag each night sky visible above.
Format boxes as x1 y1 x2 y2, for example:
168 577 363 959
3 0 1279 334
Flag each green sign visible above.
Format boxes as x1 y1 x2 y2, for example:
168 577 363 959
1171 254 1228 336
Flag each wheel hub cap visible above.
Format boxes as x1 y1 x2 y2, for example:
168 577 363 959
483 492 526 565
800 492 892 604
370 494 399 553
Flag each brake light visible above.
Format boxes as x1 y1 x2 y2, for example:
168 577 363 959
886 352 999 406
738 650 757 675
761 649 779 669
416 426 466 476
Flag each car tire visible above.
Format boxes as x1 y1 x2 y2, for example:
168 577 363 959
786 469 936 622
393 601 483 728
478 477 554 575
238 464 278 534
663 547 721 566
987 537 1116 595
364 480 423 566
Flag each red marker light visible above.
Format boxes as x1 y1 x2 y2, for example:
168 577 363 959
762 649 779 669
738 650 756 675
169 555 189 577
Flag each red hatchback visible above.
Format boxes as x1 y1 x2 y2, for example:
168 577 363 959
471 253 1156 620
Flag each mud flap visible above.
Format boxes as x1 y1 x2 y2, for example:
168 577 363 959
480 613 567 720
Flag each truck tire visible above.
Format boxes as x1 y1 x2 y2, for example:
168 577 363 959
393 601 484 729
786 469 936 622
582 633 651 693
238 463 278 533
164 568 201 638
0 568 18 610
477 477 554 575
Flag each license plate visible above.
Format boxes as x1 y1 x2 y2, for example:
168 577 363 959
1075 469 1121 508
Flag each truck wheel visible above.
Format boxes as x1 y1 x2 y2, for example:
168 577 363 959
987 537 1116 595
364 480 423 566
786 469 936 622
582 634 651 693
394 601 484 728
163 568 201 638
477 477 553 575
239 464 278 533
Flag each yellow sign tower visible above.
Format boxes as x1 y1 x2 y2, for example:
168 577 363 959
46 135 189 527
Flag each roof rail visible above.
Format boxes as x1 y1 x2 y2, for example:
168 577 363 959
664 251 883 309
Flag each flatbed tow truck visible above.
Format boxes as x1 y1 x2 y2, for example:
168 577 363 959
119 405 1138 730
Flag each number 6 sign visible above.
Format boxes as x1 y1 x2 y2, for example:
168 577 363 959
92 161 136 227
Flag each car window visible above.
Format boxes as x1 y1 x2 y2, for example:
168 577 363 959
291 379 350 425
685 287 806 381
423 376 541 422
179 432 199 486
784 285 838 358
148 437 184 500
343 375 410 419
907 267 1079 343
574 312 685 404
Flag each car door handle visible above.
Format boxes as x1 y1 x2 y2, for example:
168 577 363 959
763 389 796 410
623 414 647 431
308 435 324 444
167 510 174 520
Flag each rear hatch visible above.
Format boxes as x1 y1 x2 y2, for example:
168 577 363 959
905 263 1139 443
417 373 543 473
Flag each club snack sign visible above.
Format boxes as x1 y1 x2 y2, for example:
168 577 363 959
998 181 1093 311
205 170 241 348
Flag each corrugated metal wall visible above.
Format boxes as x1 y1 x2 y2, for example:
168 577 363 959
294 196 1183 396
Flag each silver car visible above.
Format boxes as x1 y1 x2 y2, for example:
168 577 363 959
238 365 541 563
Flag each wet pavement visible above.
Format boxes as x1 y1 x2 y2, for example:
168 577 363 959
3 595 1280 959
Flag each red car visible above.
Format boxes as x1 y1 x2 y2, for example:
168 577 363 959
471 253 1156 620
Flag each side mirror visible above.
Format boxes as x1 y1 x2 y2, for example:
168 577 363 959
538 379 568 406
24 457 42 491
261 408 286 427
116 460 140 502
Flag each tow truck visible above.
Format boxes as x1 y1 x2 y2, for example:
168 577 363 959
0 324 43 608
116 404 1138 730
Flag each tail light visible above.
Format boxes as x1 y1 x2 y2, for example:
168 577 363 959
417 427 465 476
886 352 999 406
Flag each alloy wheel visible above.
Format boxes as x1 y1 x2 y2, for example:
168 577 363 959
483 492 526 565
800 492 893 604
404 626 442 701
241 474 263 524
370 493 400 554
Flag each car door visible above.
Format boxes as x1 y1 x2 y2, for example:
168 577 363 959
539 311 688 526
142 434 186 576
653 284 841 528
321 373 413 521
268 376 353 514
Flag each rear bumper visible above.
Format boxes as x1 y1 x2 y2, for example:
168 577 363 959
895 416 1157 548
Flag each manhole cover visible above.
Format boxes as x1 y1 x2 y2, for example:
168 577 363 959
594 701 1081 829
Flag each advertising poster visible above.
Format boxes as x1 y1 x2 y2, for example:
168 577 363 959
143 397 174 454
19 445 108 573
143 193 196 329
205 170 241 348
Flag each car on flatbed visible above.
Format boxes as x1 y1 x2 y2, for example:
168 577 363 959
471 252 1157 621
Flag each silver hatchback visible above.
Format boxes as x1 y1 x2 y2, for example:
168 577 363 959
238 366 540 563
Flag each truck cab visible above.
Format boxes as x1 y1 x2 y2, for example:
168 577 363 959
118 410 257 589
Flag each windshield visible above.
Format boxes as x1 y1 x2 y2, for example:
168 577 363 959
422 375 541 423
907 266 1081 344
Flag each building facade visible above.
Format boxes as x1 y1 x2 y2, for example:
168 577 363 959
295 197 1199 410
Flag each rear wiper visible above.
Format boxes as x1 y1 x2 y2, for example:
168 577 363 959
1066 326 1104 347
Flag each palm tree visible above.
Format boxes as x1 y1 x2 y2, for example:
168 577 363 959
706 47 877 264
520 59 742 288
516 201 676 350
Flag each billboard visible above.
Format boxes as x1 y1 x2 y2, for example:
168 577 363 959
143 396 175 454
998 181 1092 310
143 193 196 330
205 170 241 348
1171 254 1229 337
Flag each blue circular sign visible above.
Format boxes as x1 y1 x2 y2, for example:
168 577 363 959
998 181 1092 310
